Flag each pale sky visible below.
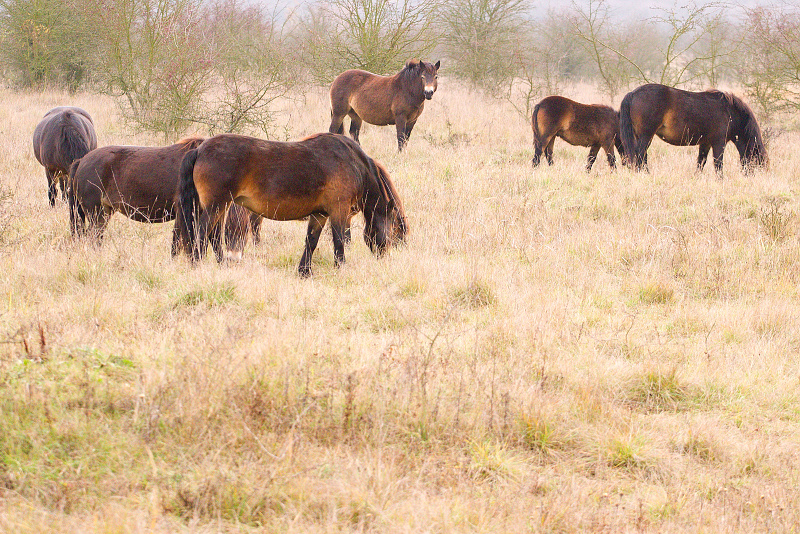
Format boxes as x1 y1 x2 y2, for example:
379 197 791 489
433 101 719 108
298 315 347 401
539 0 774 20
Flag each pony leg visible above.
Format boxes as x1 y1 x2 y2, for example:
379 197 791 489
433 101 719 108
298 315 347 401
250 213 262 245
697 144 711 171
348 113 363 144
87 207 112 245
171 223 182 257
209 219 224 263
545 138 555 165
395 116 409 151
46 168 57 207
58 173 68 202
331 217 348 268
586 145 601 172
711 143 725 178
192 210 212 261
532 145 542 167
404 120 417 142
298 213 328 277
205 204 229 264
329 110 346 136
71 200 87 237
604 145 617 170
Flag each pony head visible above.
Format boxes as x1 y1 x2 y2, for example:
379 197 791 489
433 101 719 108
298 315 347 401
405 58 440 100
728 93 768 172
363 160 407 255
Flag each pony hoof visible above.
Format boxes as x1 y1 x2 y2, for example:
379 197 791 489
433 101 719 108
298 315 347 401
298 267 312 278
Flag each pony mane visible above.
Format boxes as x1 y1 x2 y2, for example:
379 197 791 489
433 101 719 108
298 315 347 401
374 159 403 213
398 59 421 85
177 136 205 149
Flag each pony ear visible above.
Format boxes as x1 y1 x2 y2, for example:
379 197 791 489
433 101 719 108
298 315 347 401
405 58 420 69
434 60 440 70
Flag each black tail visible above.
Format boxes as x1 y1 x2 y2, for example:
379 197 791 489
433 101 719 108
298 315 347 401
531 103 543 166
619 93 640 169
177 148 201 259
67 159 84 236
531 103 542 149
60 112 93 165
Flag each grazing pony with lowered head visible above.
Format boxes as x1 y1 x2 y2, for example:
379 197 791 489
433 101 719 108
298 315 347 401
177 132 407 277
620 83 767 176
68 138 260 259
532 95 625 171
329 58 440 151
33 106 98 206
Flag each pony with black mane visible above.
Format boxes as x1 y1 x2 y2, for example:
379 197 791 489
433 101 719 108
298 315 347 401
329 58 440 151
33 106 98 206
620 84 767 176
69 138 260 260
177 132 407 277
532 95 625 171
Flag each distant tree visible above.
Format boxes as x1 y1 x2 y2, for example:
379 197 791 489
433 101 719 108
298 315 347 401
439 0 530 89
197 0 290 135
572 0 733 98
303 0 436 85
0 0 90 89
737 5 800 119
88 0 290 138
506 8 583 119
570 0 637 99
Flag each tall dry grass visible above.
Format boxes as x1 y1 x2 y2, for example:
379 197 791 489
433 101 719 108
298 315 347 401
1 84 800 532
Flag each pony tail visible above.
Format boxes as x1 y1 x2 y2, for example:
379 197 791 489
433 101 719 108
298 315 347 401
531 102 542 151
619 93 637 166
61 112 92 165
67 159 82 236
177 148 201 259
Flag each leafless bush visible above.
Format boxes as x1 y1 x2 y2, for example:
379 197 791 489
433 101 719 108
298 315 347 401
302 0 436 85
0 0 91 89
737 5 800 120
438 0 530 90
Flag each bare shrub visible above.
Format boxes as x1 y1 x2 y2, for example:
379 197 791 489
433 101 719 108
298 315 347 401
197 0 290 135
303 0 436 85
738 5 800 120
438 0 529 89
0 0 91 89
89 0 211 136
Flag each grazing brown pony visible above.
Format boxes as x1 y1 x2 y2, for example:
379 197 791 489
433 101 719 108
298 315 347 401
532 96 625 171
329 58 440 151
177 132 407 277
33 106 98 206
620 84 767 176
68 138 260 259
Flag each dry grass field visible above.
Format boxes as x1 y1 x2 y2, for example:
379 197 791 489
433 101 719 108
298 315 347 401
1 82 800 533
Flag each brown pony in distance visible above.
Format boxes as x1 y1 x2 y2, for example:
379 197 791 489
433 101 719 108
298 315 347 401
177 133 407 277
329 58 440 151
620 83 767 176
33 106 98 206
69 138 260 259
532 96 625 171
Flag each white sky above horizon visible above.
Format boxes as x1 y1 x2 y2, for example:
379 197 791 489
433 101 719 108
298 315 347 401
538 0 783 20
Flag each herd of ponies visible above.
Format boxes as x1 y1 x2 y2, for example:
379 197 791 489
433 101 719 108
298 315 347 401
32 58 768 276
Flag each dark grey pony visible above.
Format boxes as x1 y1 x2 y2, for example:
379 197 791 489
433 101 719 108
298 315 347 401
33 107 98 206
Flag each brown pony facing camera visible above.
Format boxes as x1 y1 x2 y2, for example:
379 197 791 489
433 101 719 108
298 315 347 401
329 59 440 151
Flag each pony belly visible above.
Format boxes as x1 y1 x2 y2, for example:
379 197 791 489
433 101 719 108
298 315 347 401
239 197 319 222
